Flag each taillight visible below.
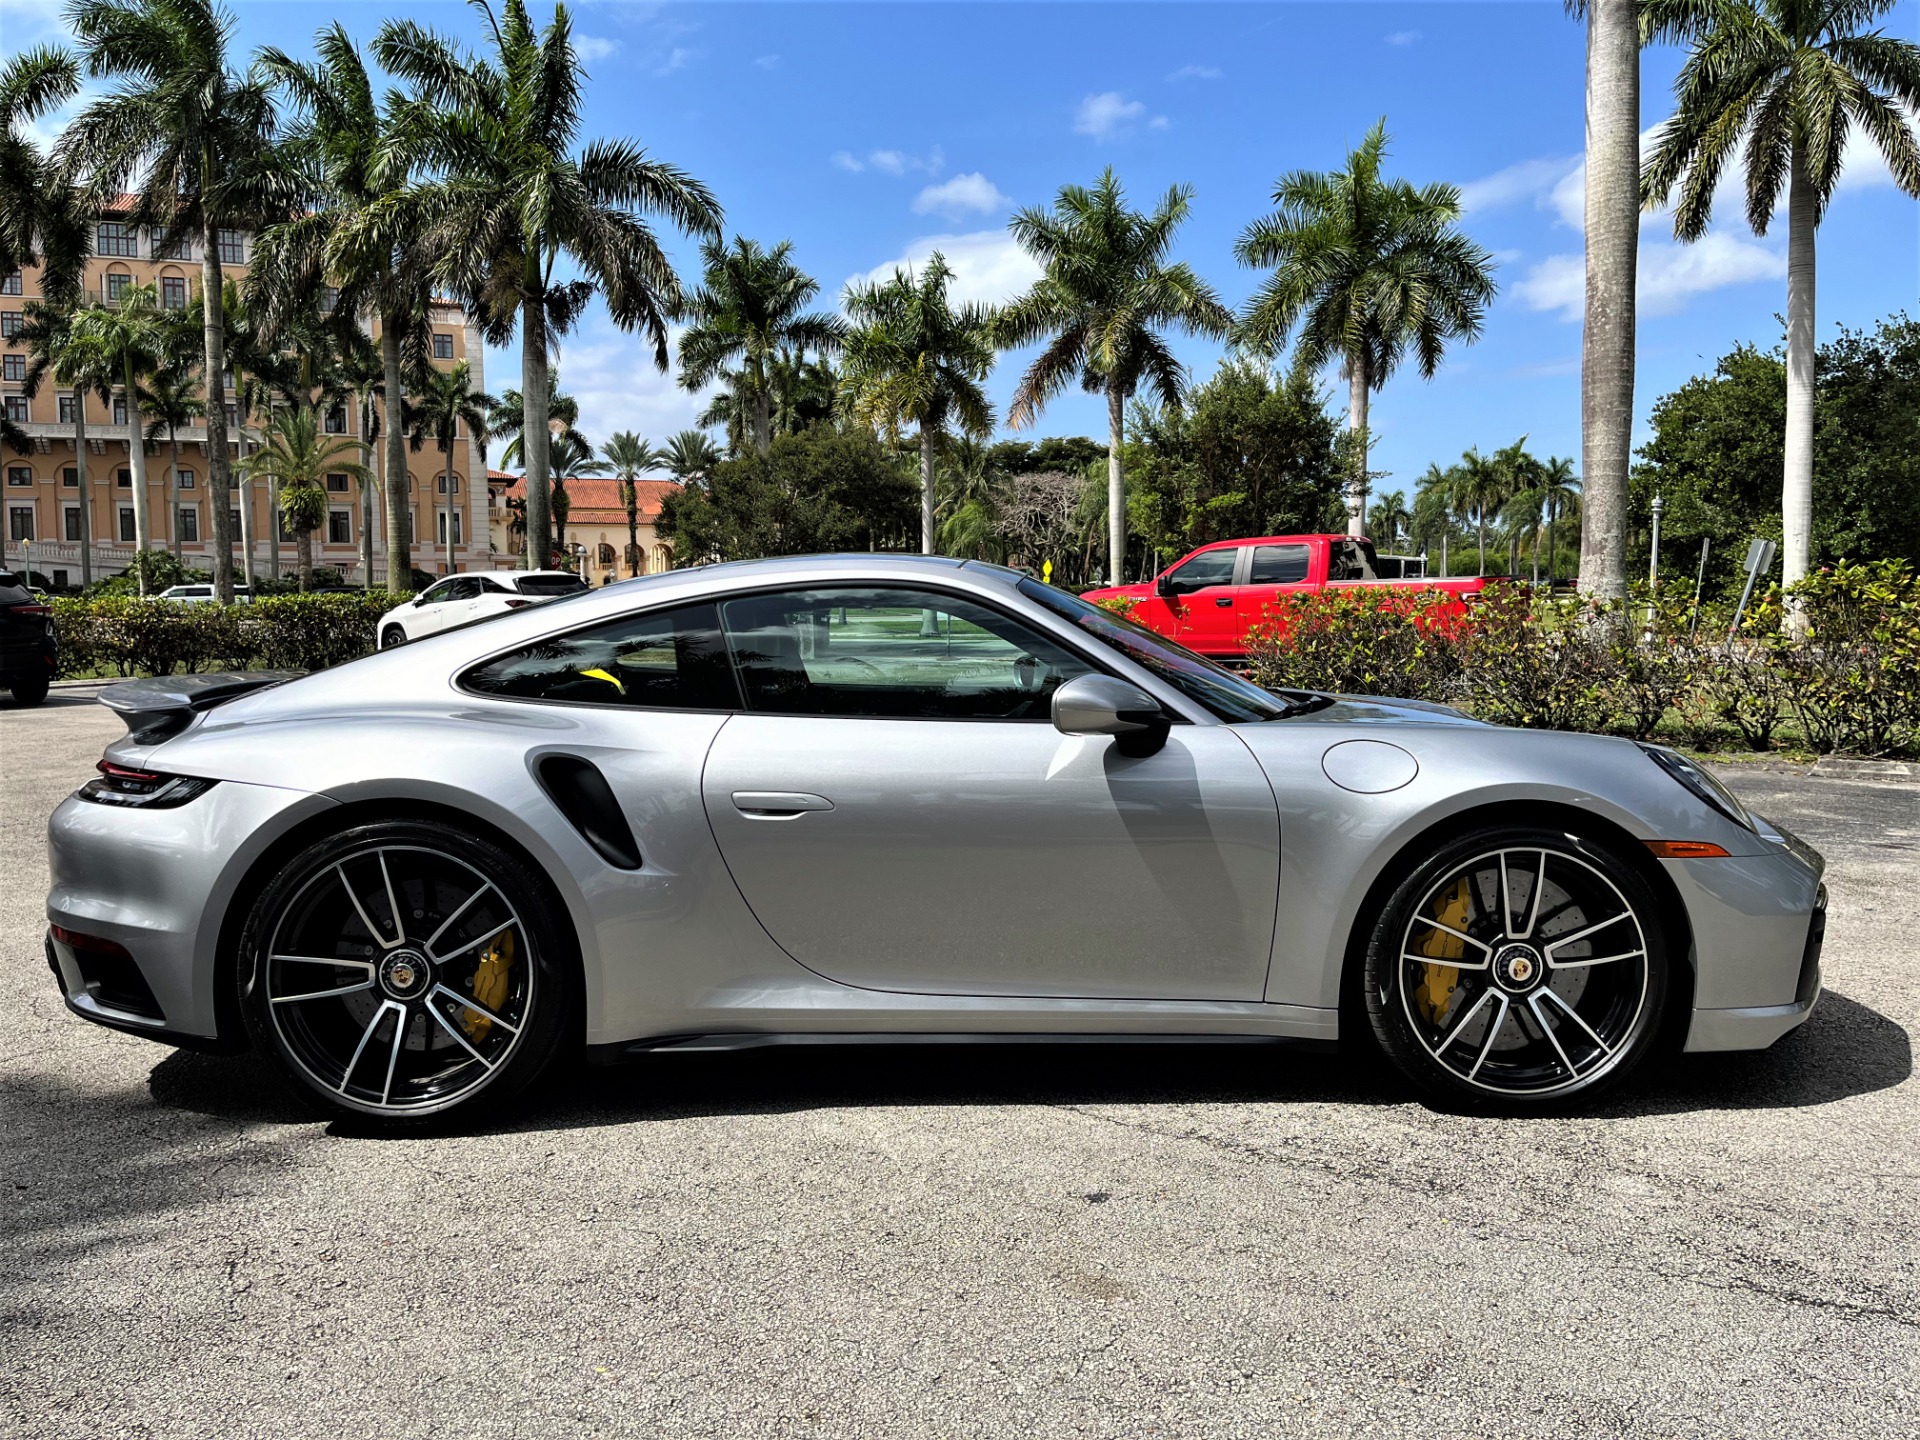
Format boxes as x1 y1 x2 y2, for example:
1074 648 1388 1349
503 597 535 609
78 759 217 808
15 602 51 617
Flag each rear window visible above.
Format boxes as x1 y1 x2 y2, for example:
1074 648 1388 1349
1248 544 1310 584
516 575 590 597
462 601 738 710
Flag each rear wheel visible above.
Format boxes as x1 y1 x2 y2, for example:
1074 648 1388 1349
380 625 406 649
1363 827 1668 1107
238 820 577 1123
9 671 49 706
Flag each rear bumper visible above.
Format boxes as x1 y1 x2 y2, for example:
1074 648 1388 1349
0 640 55 677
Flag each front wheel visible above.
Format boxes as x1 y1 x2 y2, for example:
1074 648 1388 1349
380 625 406 649
237 820 578 1124
1363 827 1668 1107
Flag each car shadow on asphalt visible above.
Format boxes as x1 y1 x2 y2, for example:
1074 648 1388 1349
129 987 1912 1139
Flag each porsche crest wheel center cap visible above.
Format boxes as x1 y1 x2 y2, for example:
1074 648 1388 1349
379 948 433 1001
1492 942 1545 993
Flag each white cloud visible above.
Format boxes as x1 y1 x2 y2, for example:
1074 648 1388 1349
1458 156 1583 217
1149 115 1171 131
1513 232 1785 321
1166 64 1223 82
1385 30 1422 47
0 0 65 46
831 151 864 173
911 172 1011 220
575 35 619 64
754 54 780 70
490 323 719 461
654 46 701 76
1074 92 1146 141
845 231 1042 310
835 146 945 177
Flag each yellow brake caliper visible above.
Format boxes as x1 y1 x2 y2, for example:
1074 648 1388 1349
461 930 515 1042
1412 878 1471 1026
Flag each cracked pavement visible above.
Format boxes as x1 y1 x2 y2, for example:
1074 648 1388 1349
3 688 1916 1438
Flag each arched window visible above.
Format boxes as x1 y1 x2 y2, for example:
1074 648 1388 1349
653 545 673 573
597 542 615 565
624 541 641 566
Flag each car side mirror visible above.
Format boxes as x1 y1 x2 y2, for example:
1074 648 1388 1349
1052 674 1171 757
1154 571 1177 599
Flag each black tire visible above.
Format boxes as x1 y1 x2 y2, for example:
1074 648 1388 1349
237 819 578 1125
1363 826 1668 1108
380 625 406 649
9 671 49 706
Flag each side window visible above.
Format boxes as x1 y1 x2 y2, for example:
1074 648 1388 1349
1248 544 1311 585
719 586 1094 721
1330 540 1377 582
1165 548 1238 593
463 601 737 710
419 580 459 605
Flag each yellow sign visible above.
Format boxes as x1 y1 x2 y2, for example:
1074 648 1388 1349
1042 559 1053 585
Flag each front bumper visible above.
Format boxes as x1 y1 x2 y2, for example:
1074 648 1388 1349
45 779 336 1044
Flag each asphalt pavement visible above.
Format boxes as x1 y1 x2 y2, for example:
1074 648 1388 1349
2 686 1915 1439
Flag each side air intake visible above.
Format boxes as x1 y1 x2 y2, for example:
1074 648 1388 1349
533 755 643 870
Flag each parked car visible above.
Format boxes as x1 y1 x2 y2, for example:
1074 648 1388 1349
379 570 589 647
0 569 55 705
1084 534 1500 661
48 555 1824 1123
157 583 254 604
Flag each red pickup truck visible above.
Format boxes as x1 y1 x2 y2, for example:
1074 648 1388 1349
1082 534 1496 661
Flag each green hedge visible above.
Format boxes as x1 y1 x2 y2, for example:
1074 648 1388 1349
1244 560 1920 757
53 592 410 679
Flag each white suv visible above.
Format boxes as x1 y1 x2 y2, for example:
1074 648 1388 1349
379 570 589 647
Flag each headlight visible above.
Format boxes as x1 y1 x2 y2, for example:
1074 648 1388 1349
1638 744 1753 832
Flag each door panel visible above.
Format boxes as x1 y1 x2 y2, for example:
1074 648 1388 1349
702 716 1281 1001
1159 547 1243 652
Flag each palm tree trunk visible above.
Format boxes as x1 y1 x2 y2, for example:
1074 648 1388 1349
123 357 150 593
200 207 234 605
521 282 553 571
236 422 255 591
73 400 91 589
625 483 639 577
1547 497 1556 588
752 355 772 457
296 524 312 592
268 474 281 585
1577 0 1636 603
381 323 410 592
358 393 374 590
167 429 181 562
1346 354 1370 538
920 427 937 556
1477 515 1487 576
1106 382 1125 582
444 443 456 577
1781 142 1816 613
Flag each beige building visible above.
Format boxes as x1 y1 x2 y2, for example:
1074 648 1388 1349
490 474 680 585
0 198 491 588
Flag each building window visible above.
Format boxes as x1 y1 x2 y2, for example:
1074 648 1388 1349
119 506 136 542
175 468 194 489
176 506 198 542
105 272 133 303
598 542 615 565
229 508 240 535
327 509 351 545
6 466 30 487
161 276 187 310
436 510 462 545
319 285 339 314
64 507 82 541
115 467 131 488
216 229 245 265
432 333 454 360
0 271 20 296
8 505 31 541
223 403 238 429
96 222 137 258
325 472 349 492
436 474 459 494
113 397 128 426
0 311 21 338
150 230 190 260
2 395 25 423
324 404 347 434
58 394 75 424
62 467 77 488
3 354 22 381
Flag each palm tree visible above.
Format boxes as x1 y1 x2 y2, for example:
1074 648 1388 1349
661 429 720 485
1367 489 1412 550
61 0 288 604
1237 121 1496 539
19 302 115 587
995 169 1234 582
1642 0 1920 602
142 360 202 561
72 282 178 588
603 430 666 576
488 376 578 469
1536 456 1580 586
409 360 495 578
255 20 434 595
546 429 609 561
842 253 996 555
678 236 844 457
1414 462 1459 576
0 46 81 291
377 0 722 572
246 408 370 591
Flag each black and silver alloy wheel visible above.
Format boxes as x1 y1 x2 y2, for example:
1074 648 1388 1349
1364 828 1668 1105
240 821 575 1122
380 626 406 649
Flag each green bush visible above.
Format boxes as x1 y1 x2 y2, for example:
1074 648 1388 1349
1450 588 1621 733
1245 588 1461 698
52 591 408 679
1766 560 1920 755
250 593 405 672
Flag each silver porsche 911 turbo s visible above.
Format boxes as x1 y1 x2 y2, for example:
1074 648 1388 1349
45 554 1826 1122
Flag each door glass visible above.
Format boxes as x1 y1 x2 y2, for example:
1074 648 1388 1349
462 601 738 709
1248 544 1310 584
419 579 458 605
1166 548 1237 592
719 587 1093 720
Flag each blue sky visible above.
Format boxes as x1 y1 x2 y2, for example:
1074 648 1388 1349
7 0 1917 498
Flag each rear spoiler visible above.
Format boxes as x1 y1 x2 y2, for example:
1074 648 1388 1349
98 670 305 744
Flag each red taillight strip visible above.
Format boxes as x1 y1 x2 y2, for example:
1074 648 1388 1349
1644 840 1732 859
96 760 164 783
50 923 133 957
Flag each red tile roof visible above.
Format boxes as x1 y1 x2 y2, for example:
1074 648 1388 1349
494 476 681 524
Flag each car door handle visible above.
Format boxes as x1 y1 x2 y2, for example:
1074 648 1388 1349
731 791 835 819
1215 597 1233 608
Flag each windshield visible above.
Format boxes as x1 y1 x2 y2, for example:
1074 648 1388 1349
1017 578 1289 722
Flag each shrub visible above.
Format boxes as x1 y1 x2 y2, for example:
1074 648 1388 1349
1451 588 1620 732
51 591 407 679
1245 588 1461 698
1767 561 1920 755
1598 585 1699 741
250 593 404 672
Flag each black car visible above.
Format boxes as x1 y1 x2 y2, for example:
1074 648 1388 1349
0 571 55 705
